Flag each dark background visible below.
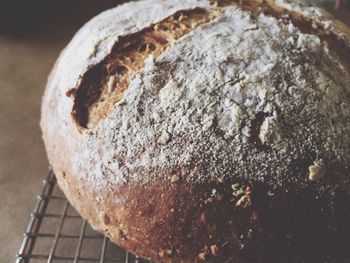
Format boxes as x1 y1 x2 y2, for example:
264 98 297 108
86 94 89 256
0 0 131 34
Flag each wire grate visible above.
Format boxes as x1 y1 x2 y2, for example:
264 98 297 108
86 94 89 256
17 169 151 263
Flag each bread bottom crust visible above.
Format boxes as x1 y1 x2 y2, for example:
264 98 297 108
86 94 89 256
55 170 350 263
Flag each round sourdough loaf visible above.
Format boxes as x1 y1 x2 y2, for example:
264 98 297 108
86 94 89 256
41 0 350 262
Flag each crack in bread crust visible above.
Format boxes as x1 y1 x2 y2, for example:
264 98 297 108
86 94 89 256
72 0 350 129
72 7 222 128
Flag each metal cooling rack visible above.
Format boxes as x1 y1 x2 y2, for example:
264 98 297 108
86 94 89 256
16 169 151 263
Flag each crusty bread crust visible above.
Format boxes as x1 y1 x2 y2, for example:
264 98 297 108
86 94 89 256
41 0 350 262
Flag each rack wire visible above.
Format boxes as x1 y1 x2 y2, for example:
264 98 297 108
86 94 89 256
17 169 151 263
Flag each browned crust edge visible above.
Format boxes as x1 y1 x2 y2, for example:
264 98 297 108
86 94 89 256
56 169 350 263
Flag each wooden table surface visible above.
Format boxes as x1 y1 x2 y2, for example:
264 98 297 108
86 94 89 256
0 2 349 262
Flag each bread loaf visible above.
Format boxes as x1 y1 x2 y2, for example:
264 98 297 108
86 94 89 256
41 0 350 262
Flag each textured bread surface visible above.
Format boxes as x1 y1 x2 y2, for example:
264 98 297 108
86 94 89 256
41 0 350 262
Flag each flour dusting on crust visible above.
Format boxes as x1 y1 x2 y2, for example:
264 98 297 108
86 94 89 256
41 0 350 194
